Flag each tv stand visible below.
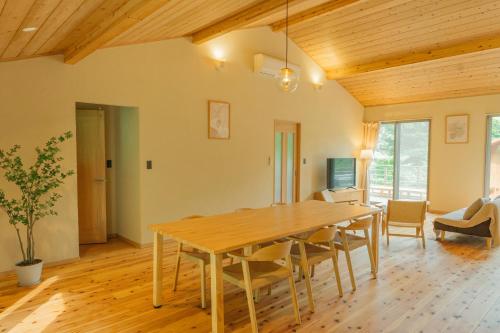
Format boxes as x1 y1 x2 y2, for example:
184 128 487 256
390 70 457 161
317 188 365 204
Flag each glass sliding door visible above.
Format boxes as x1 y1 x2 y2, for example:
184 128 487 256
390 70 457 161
398 121 430 200
485 116 500 198
369 120 430 203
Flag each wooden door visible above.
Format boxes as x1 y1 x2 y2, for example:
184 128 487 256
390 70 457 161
76 109 107 244
274 121 300 204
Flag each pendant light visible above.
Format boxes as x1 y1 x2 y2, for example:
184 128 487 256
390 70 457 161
277 0 298 93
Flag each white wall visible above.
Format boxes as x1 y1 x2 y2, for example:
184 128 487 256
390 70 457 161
114 108 141 243
0 27 364 272
365 94 500 212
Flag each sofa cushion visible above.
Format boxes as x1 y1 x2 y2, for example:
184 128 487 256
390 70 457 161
463 198 486 220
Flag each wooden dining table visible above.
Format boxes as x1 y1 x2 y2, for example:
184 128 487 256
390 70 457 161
149 200 382 333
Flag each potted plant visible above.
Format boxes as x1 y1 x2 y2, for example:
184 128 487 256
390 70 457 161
0 132 74 286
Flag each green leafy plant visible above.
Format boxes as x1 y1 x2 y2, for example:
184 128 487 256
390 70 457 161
0 132 74 266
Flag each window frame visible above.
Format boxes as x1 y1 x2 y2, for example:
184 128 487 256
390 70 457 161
483 114 500 198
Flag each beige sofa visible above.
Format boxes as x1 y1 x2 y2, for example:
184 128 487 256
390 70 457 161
433 198 500 248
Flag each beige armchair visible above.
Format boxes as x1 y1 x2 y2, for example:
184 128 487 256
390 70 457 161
385 200 427 248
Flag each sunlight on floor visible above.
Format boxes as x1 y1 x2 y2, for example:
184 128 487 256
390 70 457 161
7 292 65 333
0 276 59 322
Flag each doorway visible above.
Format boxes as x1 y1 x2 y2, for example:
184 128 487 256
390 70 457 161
274 120 301 204
75 103 140 245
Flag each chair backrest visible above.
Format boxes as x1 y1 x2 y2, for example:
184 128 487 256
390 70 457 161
246 240 293 262
306 226 337 243
345 216 373 230
182 215 204 220
387 200 426 224
319 189 334 203
235 208 254 212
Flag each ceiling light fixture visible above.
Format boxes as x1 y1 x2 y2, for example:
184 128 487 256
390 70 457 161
22 27 38 32
277 0 298 93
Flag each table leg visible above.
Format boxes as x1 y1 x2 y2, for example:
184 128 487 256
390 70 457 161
371 212 380 274
153 232 163 308
211 253 224 333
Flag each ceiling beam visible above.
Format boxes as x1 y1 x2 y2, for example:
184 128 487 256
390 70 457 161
270 0 360 31
327 35 500 80
64 0 169 64
191 0 301 45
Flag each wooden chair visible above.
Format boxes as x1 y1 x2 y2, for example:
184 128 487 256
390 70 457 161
289 226 343 313
334 216 376 291
223 241 301 333
385 200 427 249
318 189 358 204
319 189 335 202
172 215 210 308
173 215 234 309
237 206 286 301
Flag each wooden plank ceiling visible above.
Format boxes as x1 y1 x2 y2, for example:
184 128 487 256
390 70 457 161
1 0 500 106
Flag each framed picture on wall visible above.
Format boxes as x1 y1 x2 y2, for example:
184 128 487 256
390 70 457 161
445 114 469 144
208 100 230 139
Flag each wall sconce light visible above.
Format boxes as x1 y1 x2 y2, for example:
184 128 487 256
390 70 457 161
212 48 226 71
311 74 324 91
214 58 225 71
312 81 323 91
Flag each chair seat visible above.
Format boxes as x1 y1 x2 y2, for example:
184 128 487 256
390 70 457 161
334 233 368 251
290 243 333 265
387 221 422 228
223 262 290 289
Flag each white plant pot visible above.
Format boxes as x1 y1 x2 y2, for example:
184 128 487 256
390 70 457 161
15 259 43 287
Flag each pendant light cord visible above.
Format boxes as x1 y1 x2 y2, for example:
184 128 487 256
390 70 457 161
285 0 289 68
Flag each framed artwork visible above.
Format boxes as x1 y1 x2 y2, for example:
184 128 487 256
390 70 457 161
208 100 230 139
445 114 469 144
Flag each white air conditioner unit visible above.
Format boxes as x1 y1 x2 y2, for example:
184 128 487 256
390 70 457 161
254 53 301 79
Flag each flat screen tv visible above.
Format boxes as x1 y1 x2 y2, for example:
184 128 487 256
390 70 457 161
327 158 356 190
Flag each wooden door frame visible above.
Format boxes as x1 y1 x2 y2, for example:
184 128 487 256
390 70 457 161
273 120 301 203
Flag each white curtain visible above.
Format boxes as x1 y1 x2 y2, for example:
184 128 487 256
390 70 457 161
360 122 380 203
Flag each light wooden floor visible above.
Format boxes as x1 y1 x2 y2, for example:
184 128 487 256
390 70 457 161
1 218 500 333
